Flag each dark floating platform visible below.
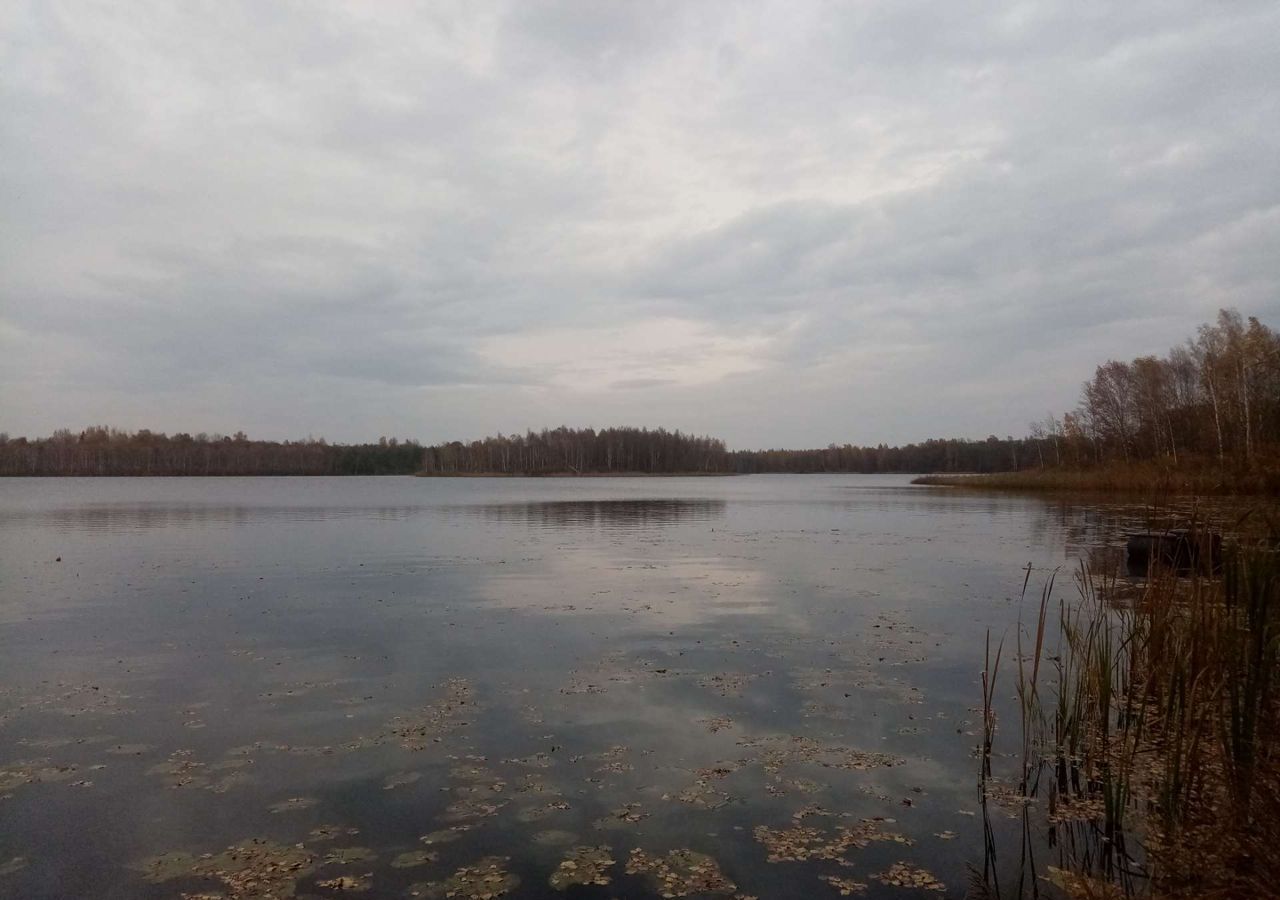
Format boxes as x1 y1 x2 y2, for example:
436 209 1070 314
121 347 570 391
1126 529 1222 575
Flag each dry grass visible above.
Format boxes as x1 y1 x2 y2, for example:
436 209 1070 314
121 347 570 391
981 539 1280 898
913 460 1280 496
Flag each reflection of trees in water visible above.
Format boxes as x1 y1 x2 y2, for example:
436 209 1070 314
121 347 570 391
1 504 425 532
468 499 727 530
841 490 1172 570
1025 495 1253 573
1026 500 1148 566
975 799 1148 900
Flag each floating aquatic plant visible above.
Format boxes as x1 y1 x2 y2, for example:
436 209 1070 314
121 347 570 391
625 848 736 897
411 856 518 899
548 845 614 890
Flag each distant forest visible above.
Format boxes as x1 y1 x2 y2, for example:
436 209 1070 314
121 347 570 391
418 426 1037 476
0 430 425 477
1 309 1274 478
0 425 1030 477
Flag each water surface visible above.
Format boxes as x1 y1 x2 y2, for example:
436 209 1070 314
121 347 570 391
0 476 1153 899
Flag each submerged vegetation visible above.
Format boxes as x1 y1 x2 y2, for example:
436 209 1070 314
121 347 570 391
978 531 1280 898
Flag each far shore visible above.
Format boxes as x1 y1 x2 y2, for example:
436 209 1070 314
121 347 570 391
413 470 740 478
912 465 1280 496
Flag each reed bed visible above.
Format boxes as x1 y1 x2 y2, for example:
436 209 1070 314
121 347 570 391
977 536 1280 898
913 462 1280 496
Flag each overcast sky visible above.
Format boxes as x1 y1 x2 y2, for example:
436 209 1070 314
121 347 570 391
2 2 1278 448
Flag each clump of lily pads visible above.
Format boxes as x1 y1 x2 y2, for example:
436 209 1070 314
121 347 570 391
697 673 756 697
387 679 474 751
873 862 944 892
147 750 239 791
754 819 911 864
411 856 518 899
625 848 736 897
669 778 733 810
138 838 316 898
592 745 634 774
698 715 735 733
593 802 648 829
0 759 80 793
821 874 868 895
548 845 614 890
317 873 372 892
310 825 360 842
738 734 901 775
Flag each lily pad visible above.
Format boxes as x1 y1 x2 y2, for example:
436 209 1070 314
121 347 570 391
138 838 316 897
873 862 945 892
413 856 518 899
625 848 736 897
549 846 614 890
317 873 372 892
821 874 868 895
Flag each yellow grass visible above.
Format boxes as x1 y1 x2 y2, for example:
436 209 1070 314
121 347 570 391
912 461 1280 496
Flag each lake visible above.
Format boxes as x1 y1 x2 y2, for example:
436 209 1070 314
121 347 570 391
0 475 1157 899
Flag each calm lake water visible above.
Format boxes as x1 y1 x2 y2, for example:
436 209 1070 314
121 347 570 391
0 475 1158 899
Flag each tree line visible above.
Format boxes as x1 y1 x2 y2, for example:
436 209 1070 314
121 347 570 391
0 427 424 476
0 424 1036 477
410 426 1035 475
1026 309 1279 471
420 426 731 474
732 437 1032 474
2 309 1272 477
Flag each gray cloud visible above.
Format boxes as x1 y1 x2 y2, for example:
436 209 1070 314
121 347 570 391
1 0 1277 447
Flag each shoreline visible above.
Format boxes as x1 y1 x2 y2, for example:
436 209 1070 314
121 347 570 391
912 468 1280 496
413 470 740 478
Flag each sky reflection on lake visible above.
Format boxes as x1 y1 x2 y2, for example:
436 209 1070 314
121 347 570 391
0 475 1165 899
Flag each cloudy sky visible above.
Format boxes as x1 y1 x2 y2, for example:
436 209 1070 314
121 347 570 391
2 2 1277 448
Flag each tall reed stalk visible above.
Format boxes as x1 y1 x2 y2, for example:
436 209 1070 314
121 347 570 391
979 533 1280 898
